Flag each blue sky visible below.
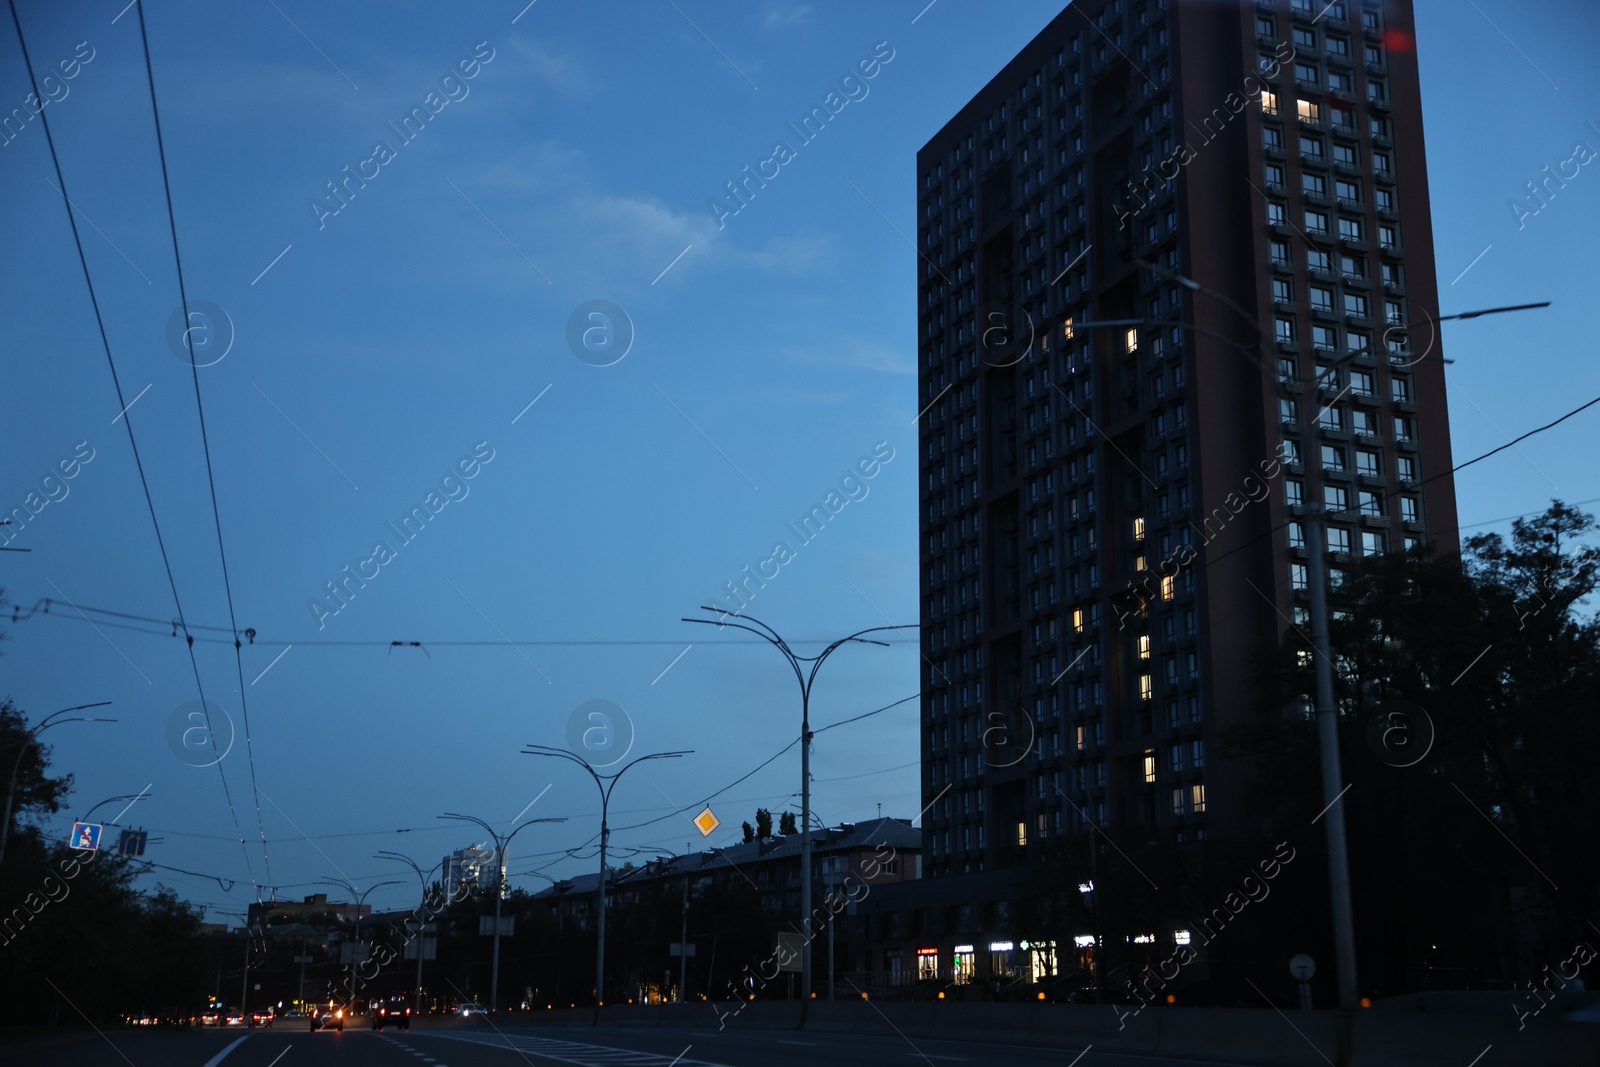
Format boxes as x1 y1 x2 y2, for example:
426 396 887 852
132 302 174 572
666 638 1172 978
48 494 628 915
1 0 1595 922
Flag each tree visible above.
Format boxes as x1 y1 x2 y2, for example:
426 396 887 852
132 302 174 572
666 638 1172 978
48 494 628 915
1 698 75 853
740 821 755 844
1232 502 1600 994
778 811 797 836
754 809 773 841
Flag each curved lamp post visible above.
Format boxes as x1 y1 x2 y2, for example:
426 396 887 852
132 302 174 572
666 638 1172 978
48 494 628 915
521 747 688 1023
438 813 567 1014
78 792 151 824
682 609 912 1024
1 702 114 868
318 876 404 1006
376 850 446 1011
1085 261 1547 1012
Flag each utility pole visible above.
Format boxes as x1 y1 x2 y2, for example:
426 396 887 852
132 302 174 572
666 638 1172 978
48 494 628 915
684 610 912 1026
522 749 687 1024
1 703 113 868
679 851 689 1003
439 813 566 1015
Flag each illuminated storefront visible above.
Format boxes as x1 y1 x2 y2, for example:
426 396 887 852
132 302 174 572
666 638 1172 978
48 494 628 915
916 947 939 981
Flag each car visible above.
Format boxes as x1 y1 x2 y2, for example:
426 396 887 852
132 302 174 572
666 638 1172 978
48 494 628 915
200 1011 221 1027
225 1011 245 1026
457 1001 488 1017
371 997 412 1030
279 1010 306 1023
248 1010 273 1028
313 1009 344 1032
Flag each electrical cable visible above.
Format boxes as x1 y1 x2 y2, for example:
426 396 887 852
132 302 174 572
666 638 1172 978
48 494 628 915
135 0 273 889
6 0 262 903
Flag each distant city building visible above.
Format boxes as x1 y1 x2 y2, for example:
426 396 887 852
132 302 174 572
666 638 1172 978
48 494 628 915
443 844 502 899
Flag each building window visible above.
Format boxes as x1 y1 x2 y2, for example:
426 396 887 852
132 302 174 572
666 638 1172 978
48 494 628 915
1171 787 1186 815
1275 318 1296 343
1326 526 1350 554
1359 489 1384 517
1391 377 1411 403
1291 562 1308 590
1305 209 1329 234
1356 449 1381 476
1310 286 1334 312
1288 521 1306 549
1361 530 1386 557
1349 369 1375 396
1302 173 1327 197
1320 444 1345 471
1401 496 1420 523
1286 479 1304 507
1312 324 1337 351
1272 277 1294 302
1297 98 1320 123
1333 143 1358 167
1344 293 1369 318
1300 134 1323 158
1270 239 1292 265
1338 217 1362 241
1261 89 1279 116
1397 456 1417 481
1294 62 1318 85
1267 201 1287 226
1191 740 1205 768
1266 162 1286 188
1326 485 1350 513
1143 751 1156 783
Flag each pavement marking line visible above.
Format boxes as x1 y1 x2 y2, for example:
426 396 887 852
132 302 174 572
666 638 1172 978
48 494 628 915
265 1048 291 1067
415 1030 733 1066
201 1035 251 1067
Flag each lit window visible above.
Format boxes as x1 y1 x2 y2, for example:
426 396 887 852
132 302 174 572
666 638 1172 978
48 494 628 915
1143 751 1156 783
1261 89 1279 115
1072 608 1084 632
1296 99 1320 123
1133 516 1146 540
1016 822 1027 846
1192 784 1206 812
1138 635 1151 660
1063 317 1074 340
1125 327 1139 353
1139 674 1154 700
1159 575 1175 601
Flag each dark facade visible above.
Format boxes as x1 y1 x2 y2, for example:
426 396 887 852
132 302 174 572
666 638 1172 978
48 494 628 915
916 0 1457 899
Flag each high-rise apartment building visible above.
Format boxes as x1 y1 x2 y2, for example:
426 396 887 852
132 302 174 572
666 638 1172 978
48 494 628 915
916 0 1458 882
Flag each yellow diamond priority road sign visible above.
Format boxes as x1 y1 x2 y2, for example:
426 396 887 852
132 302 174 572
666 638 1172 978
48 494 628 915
693 807 720 837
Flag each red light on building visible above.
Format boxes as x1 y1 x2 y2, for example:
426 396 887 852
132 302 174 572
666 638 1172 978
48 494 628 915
1383 28 1414 53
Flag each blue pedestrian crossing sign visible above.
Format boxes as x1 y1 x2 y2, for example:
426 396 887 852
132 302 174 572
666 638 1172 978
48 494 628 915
70 822 102 850
117 829 148 857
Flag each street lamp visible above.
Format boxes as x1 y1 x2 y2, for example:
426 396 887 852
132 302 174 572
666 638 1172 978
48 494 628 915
521 747 688 1023
78 792 151 824
1 702 114 867
437 813 567 1015
318 876 404 1007
376 851 445 1012
683 609 912 1024
218 911 257 1019
1093 261 1546 1012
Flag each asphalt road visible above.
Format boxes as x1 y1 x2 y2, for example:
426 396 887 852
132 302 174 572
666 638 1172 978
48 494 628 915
0 1020 1268 1067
